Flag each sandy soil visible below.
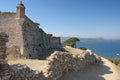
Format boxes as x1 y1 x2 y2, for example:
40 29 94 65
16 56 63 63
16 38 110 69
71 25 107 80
8 59 47 71
64 46 85 54
63 46 120 80
62 58 120 80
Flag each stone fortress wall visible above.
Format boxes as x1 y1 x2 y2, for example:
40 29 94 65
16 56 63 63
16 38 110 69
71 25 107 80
0 2 62 59
0 12 24 54
21 16 62 59
0 32 101 80
0 32 45 80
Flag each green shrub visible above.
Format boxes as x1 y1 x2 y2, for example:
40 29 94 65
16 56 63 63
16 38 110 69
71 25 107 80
118 64 120 67
62 37 80 48
108 58 120 66
62 41 74 47
79 47 87 50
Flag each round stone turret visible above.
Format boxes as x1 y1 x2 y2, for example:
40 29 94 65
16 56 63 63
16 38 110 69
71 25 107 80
16 1 25 19
17 1 25 7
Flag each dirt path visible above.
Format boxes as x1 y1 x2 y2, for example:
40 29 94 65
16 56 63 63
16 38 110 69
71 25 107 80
64 46 85 54
63 46 120 80
63 57 120 80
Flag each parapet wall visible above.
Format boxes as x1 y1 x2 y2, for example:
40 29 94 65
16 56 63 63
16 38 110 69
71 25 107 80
0 32 101 80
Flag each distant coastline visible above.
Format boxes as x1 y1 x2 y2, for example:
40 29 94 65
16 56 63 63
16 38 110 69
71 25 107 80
61 37 120 58
76 41 120 58
61 37 120 42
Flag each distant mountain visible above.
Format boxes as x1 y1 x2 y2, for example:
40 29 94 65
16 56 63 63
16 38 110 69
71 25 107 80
61 37 120 43
79 38 105 42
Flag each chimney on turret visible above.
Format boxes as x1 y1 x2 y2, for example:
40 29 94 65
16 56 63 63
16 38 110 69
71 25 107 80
16 1 25 19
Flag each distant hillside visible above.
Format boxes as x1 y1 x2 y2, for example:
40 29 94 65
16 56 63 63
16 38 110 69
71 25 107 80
61 37 120 43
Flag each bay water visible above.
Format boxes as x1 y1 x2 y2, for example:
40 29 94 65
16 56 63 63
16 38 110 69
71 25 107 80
76 41 120 58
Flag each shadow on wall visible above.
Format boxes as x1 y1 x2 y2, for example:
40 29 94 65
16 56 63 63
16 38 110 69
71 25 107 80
62 61 113 80
37 47 66 60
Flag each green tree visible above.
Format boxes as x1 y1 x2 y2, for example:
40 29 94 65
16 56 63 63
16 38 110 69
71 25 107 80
63 37 80 48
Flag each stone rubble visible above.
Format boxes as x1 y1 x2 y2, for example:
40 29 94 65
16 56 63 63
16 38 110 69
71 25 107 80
43 51 100 80
0 32 101 80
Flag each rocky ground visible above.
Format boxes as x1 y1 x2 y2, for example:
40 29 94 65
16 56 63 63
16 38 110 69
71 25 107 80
62 58 120 80
63 46 120 80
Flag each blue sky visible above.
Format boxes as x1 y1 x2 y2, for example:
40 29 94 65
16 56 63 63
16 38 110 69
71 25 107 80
0 0 120 39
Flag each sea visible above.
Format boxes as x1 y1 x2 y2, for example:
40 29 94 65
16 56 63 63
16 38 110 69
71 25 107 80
76 40 120 58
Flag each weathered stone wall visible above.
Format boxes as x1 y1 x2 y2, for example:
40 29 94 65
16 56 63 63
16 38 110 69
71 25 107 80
22 17 45 58
22 17 62 59
0 32 8 70
50 37 62 51
0 32 11 79
0 12 62 59
0 12 24 56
